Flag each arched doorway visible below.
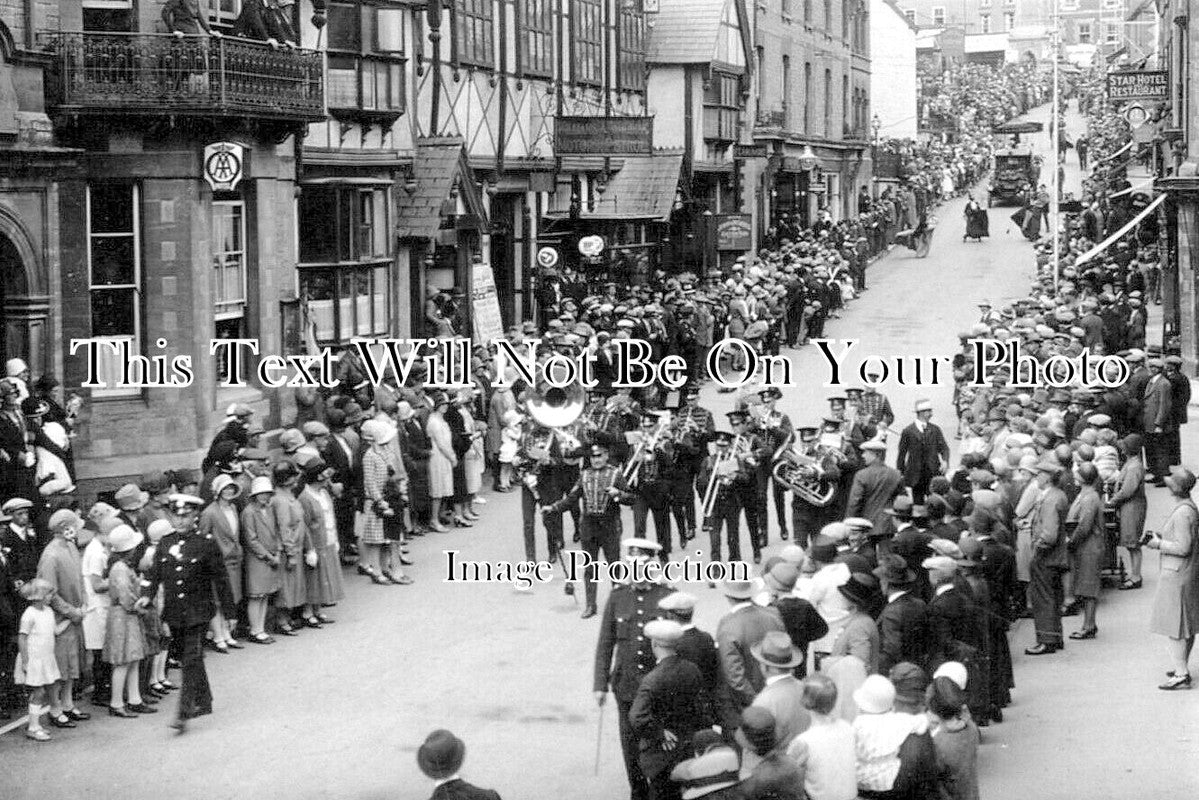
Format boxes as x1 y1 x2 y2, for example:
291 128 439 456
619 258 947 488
0 232 50 378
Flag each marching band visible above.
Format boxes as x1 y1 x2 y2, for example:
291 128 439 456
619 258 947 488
509 376 898 616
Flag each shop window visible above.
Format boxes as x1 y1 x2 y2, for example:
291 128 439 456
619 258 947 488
454 0 494 69
572 0 604 86
617 4 645 91
298 185 391 344
87 183 140 398
520 0 553 77
327 1 406 117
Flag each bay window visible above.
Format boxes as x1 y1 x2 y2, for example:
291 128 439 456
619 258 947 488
520 0 553 77
298 185 391 344
327 0 406 118
455 0 494 69
572 0 603 86
617 4 646 90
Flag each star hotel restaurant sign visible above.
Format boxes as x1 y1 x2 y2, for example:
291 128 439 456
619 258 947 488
203 142 246 192
1106 71 1168 102
554 116 653 156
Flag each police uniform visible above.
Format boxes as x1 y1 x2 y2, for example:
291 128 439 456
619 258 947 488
594 577 673 800
141 511 235 727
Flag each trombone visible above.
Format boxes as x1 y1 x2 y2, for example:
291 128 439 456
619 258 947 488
623 419 667 487
701 451 736 519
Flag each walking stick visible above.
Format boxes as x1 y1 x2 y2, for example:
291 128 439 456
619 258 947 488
594 703 604 775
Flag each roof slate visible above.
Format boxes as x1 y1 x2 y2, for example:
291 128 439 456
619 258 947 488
581 152 684 221
646 0 726 64
396 138 464 239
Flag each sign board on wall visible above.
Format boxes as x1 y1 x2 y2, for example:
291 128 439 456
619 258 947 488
715 214 753 251
203 142 245 191
1106 70 1168 101
470 261 505 345
554 116 653 156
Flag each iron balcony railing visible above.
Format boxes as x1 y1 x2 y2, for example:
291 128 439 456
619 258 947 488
42 31 326 122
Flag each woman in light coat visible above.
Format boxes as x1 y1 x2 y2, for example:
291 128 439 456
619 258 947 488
299 459 345 620
1146 467 1199 690
270 462 311 634
1065 464 1104 640
425 391 457 531
240 477 280 644
360 419 413 585
1111 433 1148 590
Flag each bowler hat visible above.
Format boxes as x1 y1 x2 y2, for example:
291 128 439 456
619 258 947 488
837 572 880 608
718 577 764 600
417 730 466 779
873 554 915 586
751 631 802 669
885 495 914 519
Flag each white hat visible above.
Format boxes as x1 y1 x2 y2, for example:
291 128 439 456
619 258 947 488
4 357 28 377
933 661 969 691
249 476 274 496
921 555 959 573
914 399 934 413
146 519 175 544
1 497 33 514
622 537 663 555
108 524 144 554
658 592 697 612
853 675 896 714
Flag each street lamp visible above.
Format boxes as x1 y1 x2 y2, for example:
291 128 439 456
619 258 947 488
871 114 881 145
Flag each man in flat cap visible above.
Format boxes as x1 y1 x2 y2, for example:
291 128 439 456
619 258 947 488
629 619 711 800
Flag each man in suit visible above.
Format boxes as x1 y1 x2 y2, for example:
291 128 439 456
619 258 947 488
761 561 827 677
714 578 785 733
749 631 811 750
896 399 949 503
0 497 41 587
417 729 502 800
139 494 237 733
735 707 806 800
847 440 904 532
594 539 673 800
1164 355 1191 470
658 592 720 724
873 554 930 673
629 620 710 800
1025 461 1069 655
1142 358 1174 485
888 496 936 601
924 555 984 666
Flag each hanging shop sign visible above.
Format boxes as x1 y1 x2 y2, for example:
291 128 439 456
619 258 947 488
1106 70 1168 102
554 116 653 156
536 247 560 268
578 235 605 257
715 214 753 251
203 142 245 192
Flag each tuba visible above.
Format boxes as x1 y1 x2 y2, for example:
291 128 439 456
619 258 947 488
526 381 586 456
771 437 836 507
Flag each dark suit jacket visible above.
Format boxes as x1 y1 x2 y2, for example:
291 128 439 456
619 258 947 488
429 778 501 800
773 596 828 677
896 421 949 488
676 626 721 719
891 525 936 600
628 655 710 778
927 585 983 664
847 462 905 530
715 603 784 729
877 592 930 674
1142 375 1174 431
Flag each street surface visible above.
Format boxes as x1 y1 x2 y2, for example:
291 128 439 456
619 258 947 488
3 102 1197 799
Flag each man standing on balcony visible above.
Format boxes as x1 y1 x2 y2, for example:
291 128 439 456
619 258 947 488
162 0 216 36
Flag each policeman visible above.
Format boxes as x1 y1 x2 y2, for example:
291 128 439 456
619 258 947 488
139 494 236 734
594 538 673 800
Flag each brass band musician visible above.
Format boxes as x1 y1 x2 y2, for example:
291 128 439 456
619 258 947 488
726 410 770 563
750 387 794 546
629 413 677 556
698 432 746 562
789 426 843 547
670 386 715 541
547 443 635 618
515 420 582 562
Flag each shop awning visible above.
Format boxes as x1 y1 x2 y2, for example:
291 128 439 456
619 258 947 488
396 137 489 239
1074 193 1165 265
567 152 684 221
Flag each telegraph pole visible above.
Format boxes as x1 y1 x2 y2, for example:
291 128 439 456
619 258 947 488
1050 0 1061 292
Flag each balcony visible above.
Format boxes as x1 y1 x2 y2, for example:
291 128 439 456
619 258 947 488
41 32 326 124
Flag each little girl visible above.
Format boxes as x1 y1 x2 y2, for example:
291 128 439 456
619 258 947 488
141 519 176 694
104 524 151 717
497 410 523 491
16 578 61 741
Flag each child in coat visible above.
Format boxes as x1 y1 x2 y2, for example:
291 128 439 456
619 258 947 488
16 579 61 741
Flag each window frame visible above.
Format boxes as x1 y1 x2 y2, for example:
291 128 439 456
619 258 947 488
932 6 945 26
616 3 646 91
518 0 554 78
86 182 141 399
1003 11 1013 30
326 0 407 114
980 13 990 33
571 0 604 88
212 199 248 322
703 71 740 142
454 0 495 70
1077 21 1092 43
